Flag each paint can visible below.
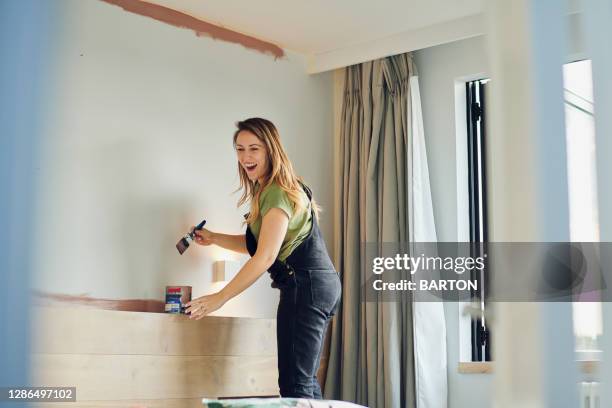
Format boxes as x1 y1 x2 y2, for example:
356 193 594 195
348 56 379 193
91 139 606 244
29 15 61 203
165 286 192 314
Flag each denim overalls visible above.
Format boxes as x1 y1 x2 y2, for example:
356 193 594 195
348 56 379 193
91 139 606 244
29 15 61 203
245 184 342 399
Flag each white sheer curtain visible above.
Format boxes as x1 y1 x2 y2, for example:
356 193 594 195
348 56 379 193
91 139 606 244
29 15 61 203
410 75 448 408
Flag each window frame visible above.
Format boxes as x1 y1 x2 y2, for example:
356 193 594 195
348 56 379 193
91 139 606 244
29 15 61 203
466 79 491 362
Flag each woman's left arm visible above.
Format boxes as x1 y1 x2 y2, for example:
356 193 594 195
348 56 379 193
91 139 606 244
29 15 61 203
186 208 289 319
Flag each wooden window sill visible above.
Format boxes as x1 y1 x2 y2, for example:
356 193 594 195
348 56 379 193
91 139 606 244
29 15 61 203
458 362 493 374
458 360 599 375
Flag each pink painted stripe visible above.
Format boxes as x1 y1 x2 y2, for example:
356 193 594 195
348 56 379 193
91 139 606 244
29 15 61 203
33 290 165 313
100 0 285 59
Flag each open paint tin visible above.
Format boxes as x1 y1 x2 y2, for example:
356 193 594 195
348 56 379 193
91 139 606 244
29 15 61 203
165 286 192 314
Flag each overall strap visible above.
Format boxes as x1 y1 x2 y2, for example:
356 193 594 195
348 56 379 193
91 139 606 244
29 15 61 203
298 181 313 206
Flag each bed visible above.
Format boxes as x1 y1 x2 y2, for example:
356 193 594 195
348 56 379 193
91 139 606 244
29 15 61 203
202 397 368 408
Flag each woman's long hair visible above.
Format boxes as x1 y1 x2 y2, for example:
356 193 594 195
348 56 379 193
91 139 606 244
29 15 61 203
233 118 320 224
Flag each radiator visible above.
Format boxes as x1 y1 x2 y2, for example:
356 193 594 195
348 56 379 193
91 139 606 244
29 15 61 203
580 382 600 408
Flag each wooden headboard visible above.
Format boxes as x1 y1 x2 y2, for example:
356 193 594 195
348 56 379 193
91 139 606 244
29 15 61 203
30 306 278 407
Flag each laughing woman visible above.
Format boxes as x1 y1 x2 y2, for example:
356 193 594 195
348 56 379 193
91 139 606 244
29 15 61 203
185 117 341 399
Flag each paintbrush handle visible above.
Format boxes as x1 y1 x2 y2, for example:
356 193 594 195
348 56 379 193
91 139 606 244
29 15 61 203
188 220 207 240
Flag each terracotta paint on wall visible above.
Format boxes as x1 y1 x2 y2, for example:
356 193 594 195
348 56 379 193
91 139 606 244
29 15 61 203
100 0 285 59
33 290 165 313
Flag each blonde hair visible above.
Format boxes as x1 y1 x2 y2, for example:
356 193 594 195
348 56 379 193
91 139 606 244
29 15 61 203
233 118 320 224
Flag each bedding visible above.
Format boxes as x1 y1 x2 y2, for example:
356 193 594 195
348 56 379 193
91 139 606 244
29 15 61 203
202 397 368 408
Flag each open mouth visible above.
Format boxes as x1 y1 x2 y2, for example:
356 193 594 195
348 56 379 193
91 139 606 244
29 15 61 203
244 163 257 173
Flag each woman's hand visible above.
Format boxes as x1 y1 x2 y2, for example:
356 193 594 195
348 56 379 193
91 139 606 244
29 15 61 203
185 292 227 320
191 227 215 246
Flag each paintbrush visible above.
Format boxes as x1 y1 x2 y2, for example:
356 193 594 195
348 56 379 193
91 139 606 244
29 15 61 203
176 219 206 255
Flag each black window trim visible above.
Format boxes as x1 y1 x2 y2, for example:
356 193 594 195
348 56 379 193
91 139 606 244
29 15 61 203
466 79 491 362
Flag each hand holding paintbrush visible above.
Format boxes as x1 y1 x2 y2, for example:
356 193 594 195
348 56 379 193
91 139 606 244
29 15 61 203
191 226 215 246
175 219 207 254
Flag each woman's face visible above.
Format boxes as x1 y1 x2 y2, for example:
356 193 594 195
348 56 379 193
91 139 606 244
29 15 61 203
235 130 269 183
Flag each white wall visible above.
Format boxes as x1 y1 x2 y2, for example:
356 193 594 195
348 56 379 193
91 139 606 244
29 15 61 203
33 0 333 318
414 36 493 408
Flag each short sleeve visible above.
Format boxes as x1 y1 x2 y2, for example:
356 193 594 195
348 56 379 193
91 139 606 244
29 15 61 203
259 184 293 219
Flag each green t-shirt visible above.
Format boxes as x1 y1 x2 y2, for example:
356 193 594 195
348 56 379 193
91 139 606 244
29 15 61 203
249 182 312 261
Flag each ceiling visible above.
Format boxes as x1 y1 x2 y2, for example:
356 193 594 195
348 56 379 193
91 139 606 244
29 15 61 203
143 0 484 71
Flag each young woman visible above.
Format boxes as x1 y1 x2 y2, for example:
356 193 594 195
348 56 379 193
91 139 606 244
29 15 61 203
185 118 341 399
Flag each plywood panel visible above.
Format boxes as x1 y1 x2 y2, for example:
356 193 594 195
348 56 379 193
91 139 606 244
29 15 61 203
32 306 276 356
31 354 278 400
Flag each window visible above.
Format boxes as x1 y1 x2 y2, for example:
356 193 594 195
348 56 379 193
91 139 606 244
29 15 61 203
563 59 602 354
466 79 491 362
463 62 601 362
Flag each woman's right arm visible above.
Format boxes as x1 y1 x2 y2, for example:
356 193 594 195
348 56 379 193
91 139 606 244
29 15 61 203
192 227 248 254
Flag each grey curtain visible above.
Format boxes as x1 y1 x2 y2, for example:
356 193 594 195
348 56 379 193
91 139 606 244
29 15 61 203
324 53 417 408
